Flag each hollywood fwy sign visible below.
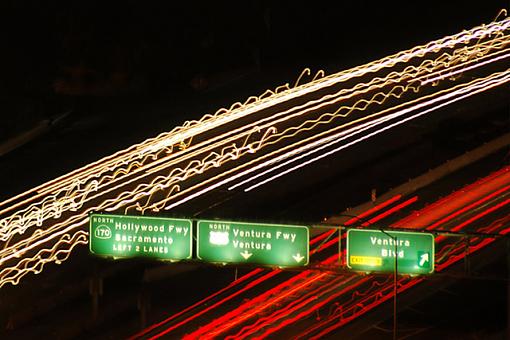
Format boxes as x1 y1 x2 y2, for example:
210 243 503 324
89 213 192 261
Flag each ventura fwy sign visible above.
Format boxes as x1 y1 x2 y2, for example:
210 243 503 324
89 213 192 260
347 229 434 274
197 220 309 267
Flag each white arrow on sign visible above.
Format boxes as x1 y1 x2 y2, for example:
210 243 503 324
292 253 305 263
419 253 429 267
240 251 252 260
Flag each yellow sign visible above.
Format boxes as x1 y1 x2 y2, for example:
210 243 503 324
350 255 382 266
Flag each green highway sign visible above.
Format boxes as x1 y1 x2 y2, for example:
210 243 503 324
346 229 434 274
197 220 309 267
89 213 192 260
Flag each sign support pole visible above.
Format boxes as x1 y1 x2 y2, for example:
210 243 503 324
379 229 397 340
339 226 342 266
393 236 397 340
507 239 510 340
89 264 103 322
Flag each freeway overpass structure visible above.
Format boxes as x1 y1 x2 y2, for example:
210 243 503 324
130 161 510 339
0 14 509 339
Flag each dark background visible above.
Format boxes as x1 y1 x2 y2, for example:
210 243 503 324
0 1 508 140
0 2 508 338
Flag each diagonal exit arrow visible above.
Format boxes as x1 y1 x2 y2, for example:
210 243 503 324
240 251 252 260
292 253 305 263
419 253 429 267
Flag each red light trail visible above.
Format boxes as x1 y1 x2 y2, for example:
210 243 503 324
140 164 510 339
0 10 507 319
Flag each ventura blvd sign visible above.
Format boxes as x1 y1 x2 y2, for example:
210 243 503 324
346 229 434 274
197 220 309 267
89 213 192 260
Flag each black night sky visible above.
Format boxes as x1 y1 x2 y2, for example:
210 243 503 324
1 1 508 140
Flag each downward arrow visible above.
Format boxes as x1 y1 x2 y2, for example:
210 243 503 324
419 253 429 267
240 251 252 260
292 253 305 263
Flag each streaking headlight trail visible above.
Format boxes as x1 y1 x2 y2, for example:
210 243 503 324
0 13 509 288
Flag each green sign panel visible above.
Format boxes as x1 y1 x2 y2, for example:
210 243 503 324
89 213 192 260
197 220 309 267
346 229 434 274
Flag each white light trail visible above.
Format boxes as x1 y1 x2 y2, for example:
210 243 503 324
159 70 510 209
2 16 508 214
243 70 510 192
0 16 508 288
